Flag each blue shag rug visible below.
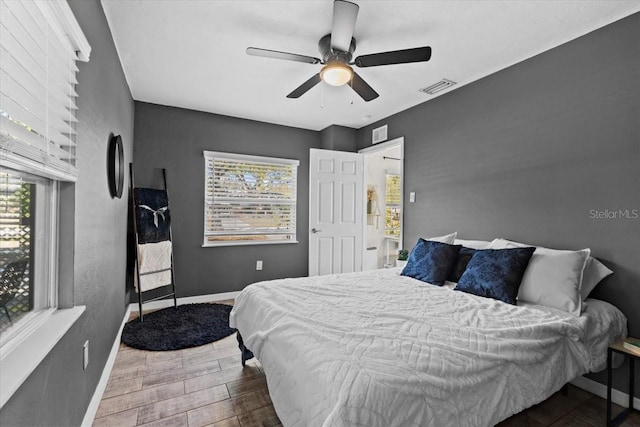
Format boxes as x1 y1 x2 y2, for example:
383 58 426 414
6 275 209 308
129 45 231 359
121 303 235 351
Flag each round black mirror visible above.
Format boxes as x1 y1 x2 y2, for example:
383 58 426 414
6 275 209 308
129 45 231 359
108 134 124 198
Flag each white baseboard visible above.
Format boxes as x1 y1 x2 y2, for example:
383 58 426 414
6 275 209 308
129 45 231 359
129 291 240 312
81 291 239 426
571 375 640 408
81 304 131 427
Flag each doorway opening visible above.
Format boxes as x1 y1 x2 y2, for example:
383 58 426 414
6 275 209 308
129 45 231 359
359 137 404 270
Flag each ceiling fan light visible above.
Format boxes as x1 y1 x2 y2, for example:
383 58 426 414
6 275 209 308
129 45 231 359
320 62 353 86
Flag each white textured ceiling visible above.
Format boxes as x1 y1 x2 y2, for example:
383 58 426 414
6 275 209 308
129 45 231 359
101 1 640 131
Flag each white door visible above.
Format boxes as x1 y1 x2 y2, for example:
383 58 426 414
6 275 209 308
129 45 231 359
309 148 364 276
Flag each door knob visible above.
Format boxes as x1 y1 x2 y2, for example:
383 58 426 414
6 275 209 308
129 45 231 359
311 228 321 233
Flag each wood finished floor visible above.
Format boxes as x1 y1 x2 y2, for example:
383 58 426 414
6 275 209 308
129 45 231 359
94 301 640 427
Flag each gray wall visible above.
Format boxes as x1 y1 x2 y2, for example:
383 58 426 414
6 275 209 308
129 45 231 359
320 125 358 152
0 1 134 425
357 13 640 394
132 103 322 297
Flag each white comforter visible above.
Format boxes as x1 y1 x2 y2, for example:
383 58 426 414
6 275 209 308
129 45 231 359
229 268 626 427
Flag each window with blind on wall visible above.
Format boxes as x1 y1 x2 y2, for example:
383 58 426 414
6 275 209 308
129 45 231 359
0 0 90 399
1 0 89 330
203 151 299 246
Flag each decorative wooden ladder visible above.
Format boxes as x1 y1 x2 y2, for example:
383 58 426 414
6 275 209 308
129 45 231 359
129 164 178 321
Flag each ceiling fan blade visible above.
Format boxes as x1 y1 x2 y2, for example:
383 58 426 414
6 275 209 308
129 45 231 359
247 47 321 64
354 46 432 68
287 74 322 98
347 72 379 102
331 0 359 52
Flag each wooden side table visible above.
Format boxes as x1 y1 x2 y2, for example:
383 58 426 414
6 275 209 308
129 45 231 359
607 337 640 426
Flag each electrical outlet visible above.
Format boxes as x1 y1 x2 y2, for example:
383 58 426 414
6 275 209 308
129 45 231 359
256 260 263 271
409 192 416 203
83 341 89 370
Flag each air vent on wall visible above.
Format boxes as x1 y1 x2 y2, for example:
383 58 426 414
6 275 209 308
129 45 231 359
372 125 388 144
419 79 456 95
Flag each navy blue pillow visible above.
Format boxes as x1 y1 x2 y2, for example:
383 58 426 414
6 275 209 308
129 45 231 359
454 247 536 305
401 239 462 286
448 247 476 283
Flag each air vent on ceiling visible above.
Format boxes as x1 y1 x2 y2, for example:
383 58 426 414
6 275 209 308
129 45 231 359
419 79 456 95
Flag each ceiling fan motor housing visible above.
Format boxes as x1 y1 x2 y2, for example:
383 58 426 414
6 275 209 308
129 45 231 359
318 34 356 64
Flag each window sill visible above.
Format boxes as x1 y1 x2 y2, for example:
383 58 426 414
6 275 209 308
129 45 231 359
202 240 299 248
0 306 86 408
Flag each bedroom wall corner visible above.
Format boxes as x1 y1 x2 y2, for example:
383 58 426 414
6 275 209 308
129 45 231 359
320 125 358 152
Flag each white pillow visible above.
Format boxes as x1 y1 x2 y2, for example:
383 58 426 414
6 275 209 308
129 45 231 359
454 238 492 249
491 238 589 316
426 232 457 244
580 257 613 300
489 238 514 249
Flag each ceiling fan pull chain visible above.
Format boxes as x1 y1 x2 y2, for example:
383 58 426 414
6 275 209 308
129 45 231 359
320 81 324 109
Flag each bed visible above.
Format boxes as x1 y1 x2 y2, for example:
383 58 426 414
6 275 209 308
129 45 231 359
229 266 626 426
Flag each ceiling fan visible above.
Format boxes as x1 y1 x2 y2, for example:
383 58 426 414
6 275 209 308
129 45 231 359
246 0 432 102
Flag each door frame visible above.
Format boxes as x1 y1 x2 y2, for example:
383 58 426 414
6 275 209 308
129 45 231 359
358 137 405 268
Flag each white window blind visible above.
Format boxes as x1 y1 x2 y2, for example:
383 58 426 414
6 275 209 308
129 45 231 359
204 151 299 246
0 0 91 181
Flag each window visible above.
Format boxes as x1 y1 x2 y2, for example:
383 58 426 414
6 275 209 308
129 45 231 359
385 173 401 237
0 169 55 334
0 0 88 333
204 151 299 246
0 0 90 407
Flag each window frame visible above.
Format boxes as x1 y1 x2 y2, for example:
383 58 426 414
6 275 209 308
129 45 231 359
203 150 300 247
0 168 58 348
